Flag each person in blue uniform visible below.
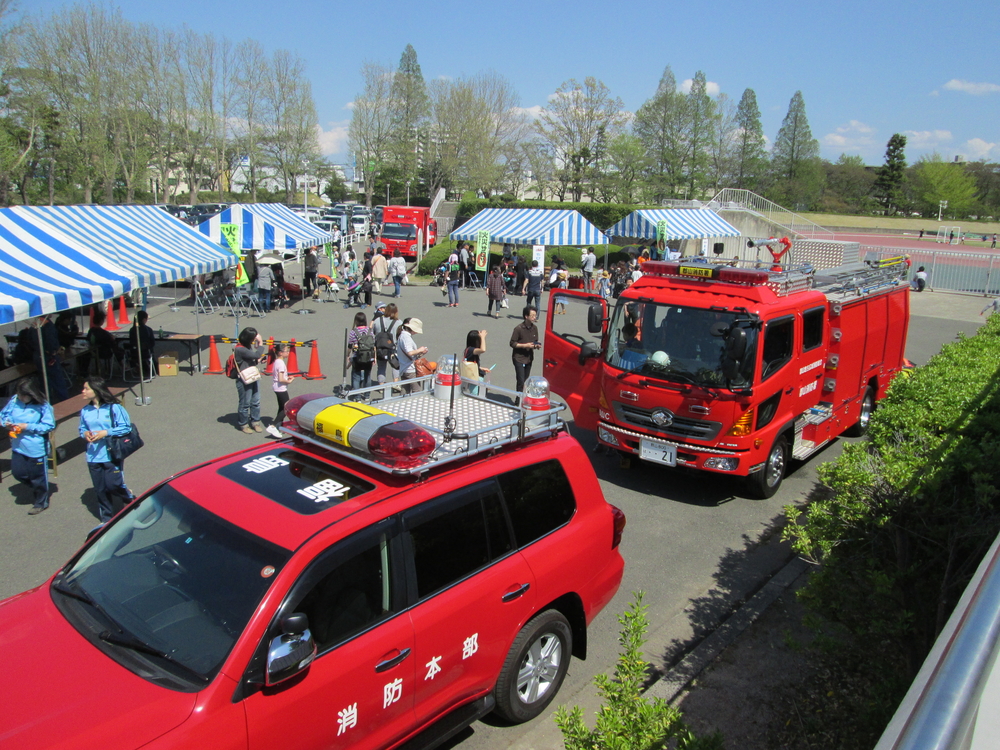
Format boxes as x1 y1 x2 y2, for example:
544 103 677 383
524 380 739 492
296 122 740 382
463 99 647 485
79 376 134 524
0 378 56 515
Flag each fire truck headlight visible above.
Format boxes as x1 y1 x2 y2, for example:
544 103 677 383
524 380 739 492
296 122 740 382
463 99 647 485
704 456 739 471
598 425 620 447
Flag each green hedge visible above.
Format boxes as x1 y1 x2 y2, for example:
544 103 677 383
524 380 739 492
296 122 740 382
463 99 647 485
454 198 644 233
784 314 1000 738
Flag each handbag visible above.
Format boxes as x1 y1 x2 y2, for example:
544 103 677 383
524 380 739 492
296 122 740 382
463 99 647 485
414 358 434 377
239 364 262 384
108 405 143 461
500 297 509 309
460 360 480 380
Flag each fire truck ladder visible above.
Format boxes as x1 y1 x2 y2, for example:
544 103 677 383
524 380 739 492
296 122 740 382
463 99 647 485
814 257 909 302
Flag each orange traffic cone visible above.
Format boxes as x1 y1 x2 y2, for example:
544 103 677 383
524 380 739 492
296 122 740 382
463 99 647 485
116 296 129 326
105 300 120 331
205 335 225 374
287 339 302 375
264 337 276 374
303 342 327 379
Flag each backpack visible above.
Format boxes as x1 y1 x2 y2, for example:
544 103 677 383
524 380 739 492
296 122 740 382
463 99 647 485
225 352 239 379
373 318 396 363
354 330 376 365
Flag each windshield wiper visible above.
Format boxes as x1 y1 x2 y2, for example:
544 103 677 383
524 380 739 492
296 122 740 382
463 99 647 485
99 630 210 684
52 577 123 633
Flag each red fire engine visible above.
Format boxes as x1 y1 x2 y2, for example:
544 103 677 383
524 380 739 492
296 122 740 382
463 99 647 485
379 206 438 260
543 245 910 497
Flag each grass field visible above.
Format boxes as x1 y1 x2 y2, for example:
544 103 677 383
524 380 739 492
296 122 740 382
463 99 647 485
801 212 1000 236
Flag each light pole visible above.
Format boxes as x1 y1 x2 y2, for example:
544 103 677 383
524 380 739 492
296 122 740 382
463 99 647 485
302 161 309 217
938 200 948 222
406 180 411 206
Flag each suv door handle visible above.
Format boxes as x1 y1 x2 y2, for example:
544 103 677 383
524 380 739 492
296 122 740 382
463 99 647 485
544 359 557 367
375 647 411 673
501 583 531 602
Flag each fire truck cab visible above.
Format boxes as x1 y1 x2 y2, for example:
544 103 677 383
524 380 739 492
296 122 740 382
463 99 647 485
543 245 910 498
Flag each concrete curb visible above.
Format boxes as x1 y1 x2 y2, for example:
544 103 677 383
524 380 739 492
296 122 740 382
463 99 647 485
646 556 812 704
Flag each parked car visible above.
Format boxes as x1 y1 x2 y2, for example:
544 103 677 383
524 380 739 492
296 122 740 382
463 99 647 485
0 388 625 750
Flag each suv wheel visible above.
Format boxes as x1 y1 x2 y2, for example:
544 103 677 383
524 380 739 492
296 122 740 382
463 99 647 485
493 610 572 723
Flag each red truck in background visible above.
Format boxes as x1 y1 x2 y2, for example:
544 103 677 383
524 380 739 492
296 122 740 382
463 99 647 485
542 246 910 498
379 206 438 260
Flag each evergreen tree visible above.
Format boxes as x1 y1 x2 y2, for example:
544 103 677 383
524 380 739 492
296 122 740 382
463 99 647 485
770 91 823 208
389 44 429 190
634 66 685 201
682 70 717 198
874 133 907 215
733 88 766 190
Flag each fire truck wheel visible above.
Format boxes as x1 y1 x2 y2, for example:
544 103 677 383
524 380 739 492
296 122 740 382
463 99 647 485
844 386 875 437
747 434 788 499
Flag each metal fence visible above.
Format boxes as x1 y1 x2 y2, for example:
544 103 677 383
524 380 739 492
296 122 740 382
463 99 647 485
863 246 1000 296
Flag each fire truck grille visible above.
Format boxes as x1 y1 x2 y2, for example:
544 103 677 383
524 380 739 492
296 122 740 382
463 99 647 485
616 405 722 440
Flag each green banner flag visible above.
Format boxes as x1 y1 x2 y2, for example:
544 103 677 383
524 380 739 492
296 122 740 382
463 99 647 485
220 223 242 255
475 231 490 272
656 219 667 241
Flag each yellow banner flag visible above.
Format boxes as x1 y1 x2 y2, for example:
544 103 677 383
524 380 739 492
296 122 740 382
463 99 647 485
234 261 249 287
220 223 242 255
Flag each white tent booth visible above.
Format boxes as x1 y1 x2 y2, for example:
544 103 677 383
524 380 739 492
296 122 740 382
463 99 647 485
605 208 742 260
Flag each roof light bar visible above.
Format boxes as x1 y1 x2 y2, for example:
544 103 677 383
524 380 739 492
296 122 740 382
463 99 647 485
642 261 769 286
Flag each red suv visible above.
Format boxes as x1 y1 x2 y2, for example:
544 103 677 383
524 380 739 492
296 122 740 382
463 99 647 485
0 387 625 750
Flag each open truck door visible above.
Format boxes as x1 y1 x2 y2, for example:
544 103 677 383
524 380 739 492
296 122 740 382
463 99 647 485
542 289 607 431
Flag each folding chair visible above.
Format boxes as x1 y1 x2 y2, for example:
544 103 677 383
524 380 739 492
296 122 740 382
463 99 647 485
235 289 266 318
194 280 215 314
467 271 483 289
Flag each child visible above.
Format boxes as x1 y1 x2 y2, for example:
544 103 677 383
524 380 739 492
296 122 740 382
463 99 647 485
266 343 295 438
598 269 612 300
462 330 489 395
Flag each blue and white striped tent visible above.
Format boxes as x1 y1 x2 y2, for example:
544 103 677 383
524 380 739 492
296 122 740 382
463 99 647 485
450 208 609 246
605 209 740 241
13 205 237 288
198 203 332 254
0 208 137 325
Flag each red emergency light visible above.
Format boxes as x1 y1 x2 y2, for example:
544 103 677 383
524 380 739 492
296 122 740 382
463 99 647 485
642 261 769 286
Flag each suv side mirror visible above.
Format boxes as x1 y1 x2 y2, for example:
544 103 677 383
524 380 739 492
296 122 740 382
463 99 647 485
587 304 604 334
266 613 317 686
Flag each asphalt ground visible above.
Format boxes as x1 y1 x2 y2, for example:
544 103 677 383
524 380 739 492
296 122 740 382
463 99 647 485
0 254 988 748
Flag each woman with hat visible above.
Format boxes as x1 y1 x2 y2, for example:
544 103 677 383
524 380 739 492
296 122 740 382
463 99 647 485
395 317 428 393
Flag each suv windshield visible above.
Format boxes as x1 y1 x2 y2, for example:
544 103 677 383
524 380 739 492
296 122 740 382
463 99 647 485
53 485 290 689
381 222 416 240
605 300 757 388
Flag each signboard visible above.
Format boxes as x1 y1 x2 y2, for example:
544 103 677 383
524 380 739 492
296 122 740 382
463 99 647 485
220 223 242 255
475 231 490 272
678 265 714 279
532 244 545 268
656 219 667 242
234 261 249 287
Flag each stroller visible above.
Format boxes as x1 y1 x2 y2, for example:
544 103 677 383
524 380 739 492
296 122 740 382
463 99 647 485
431 262 448 287
343 278 364 308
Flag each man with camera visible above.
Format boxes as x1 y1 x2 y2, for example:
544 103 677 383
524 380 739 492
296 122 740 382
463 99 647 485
509 305 542 397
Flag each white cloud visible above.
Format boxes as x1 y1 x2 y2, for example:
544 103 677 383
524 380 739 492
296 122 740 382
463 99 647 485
344 101 355 111
964 138 1000 160
903 129 953 149
316 121 349 156
679 78 721 96
513 104 544 120
822 120 876 150
943 79 1000 95
435 74 453 82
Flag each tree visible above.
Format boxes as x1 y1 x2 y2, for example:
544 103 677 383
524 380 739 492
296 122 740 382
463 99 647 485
912 153 979 217
634 66 686 201
680 71 717 198
821 154 875 213
706 92 737 193
873 134 907 215
536 77 626 201
348 62 395 207
732 88 767 190
770 91 823 208
388 44 429 189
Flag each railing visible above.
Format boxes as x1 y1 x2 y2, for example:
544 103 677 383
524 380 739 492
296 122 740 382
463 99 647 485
863 246 1000 296
707 189 835 241
875 531 1000 750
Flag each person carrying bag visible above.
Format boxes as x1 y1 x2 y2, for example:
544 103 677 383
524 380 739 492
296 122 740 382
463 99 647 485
80 376 137 525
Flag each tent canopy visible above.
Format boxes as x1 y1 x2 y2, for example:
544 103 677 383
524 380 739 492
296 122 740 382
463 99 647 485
605 208 740 241
13 205 237 287
0 208 137 325
450 208 609 246
198 203 332 253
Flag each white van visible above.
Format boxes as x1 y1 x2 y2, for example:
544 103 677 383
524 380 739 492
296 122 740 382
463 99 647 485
350 215 369 236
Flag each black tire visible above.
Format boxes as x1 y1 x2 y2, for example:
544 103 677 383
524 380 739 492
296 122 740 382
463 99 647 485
844 386 875 437
493 610 572 724
746 434 788 499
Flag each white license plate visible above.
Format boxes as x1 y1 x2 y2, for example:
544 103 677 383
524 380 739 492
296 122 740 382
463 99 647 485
639 439 676 466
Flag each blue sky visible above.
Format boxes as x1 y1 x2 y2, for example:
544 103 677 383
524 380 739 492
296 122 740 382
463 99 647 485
21 0 1000 170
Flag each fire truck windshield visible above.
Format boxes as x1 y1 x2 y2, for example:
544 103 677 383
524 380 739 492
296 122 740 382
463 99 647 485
605 301 757 388
381 222 417 240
